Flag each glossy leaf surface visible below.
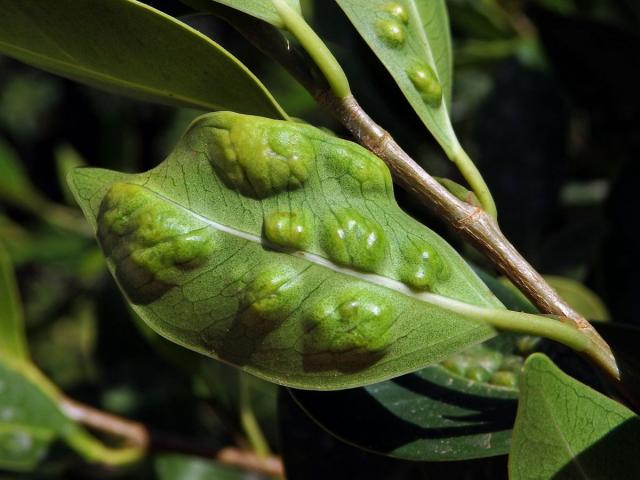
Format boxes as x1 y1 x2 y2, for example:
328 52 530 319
0 0 286 117
335 0 460 156
509 353 640 479
70 111 502 390
183 0 301 28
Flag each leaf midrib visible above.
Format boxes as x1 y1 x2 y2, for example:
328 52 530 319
149 186 489 319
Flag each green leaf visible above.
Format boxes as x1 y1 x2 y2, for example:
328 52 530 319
183 0 301 28
0 0 286 118
509 353 640 480
155 454 251 480
290 332 530 461
69 111 503 390
290 362 517 461
335 0 459 155
0 243 28 362
0 358 142 471
544 275 610 321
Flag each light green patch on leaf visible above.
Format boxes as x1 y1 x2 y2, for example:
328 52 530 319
544 275 610 321
0 244 28 362
0 0 286 118
69 111 505 390
509 353 640 480
335 0 459 155
183 0 301 28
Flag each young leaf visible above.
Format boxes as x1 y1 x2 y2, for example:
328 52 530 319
182 0 301 28
0 358 142 471
509 353 640 480
0 244 28 362
335 0 457 155
0 0 286 118
69 111 504 390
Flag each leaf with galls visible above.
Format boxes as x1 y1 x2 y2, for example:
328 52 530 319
69 111 503 390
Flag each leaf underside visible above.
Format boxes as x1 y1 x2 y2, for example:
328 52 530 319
70 111 502 390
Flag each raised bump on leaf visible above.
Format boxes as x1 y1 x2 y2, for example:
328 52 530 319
325 144 393 197
406 60 442 107
320 208 387 272
397 238 448 290
304 290 394 354
201 115 313 198
375 19 406 48
381 2 409 24
263 211 311 250
98 183 214 303
244 264 303 322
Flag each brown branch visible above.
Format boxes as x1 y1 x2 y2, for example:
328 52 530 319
60 397 284 477
60 396 149 448
222 15 618 381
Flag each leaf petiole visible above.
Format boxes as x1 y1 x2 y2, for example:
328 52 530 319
271 0 351 99
449 146 497 219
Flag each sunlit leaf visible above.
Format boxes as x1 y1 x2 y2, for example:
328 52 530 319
69 111 503 390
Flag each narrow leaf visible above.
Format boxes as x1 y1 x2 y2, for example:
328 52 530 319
509 353 640 480
0 244 28 362
0 0 286 118
183 0 301 28
335 0 459 156
69 111 502 390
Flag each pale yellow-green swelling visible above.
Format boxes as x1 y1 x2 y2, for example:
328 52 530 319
98 183 215 292
204 115 313 198
304 289 394 354
397 238 448 290
319 208 388 273
406 60 443 108
243 264 302 323
381 2 409 24
263 211 311 250
375 19 406 48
